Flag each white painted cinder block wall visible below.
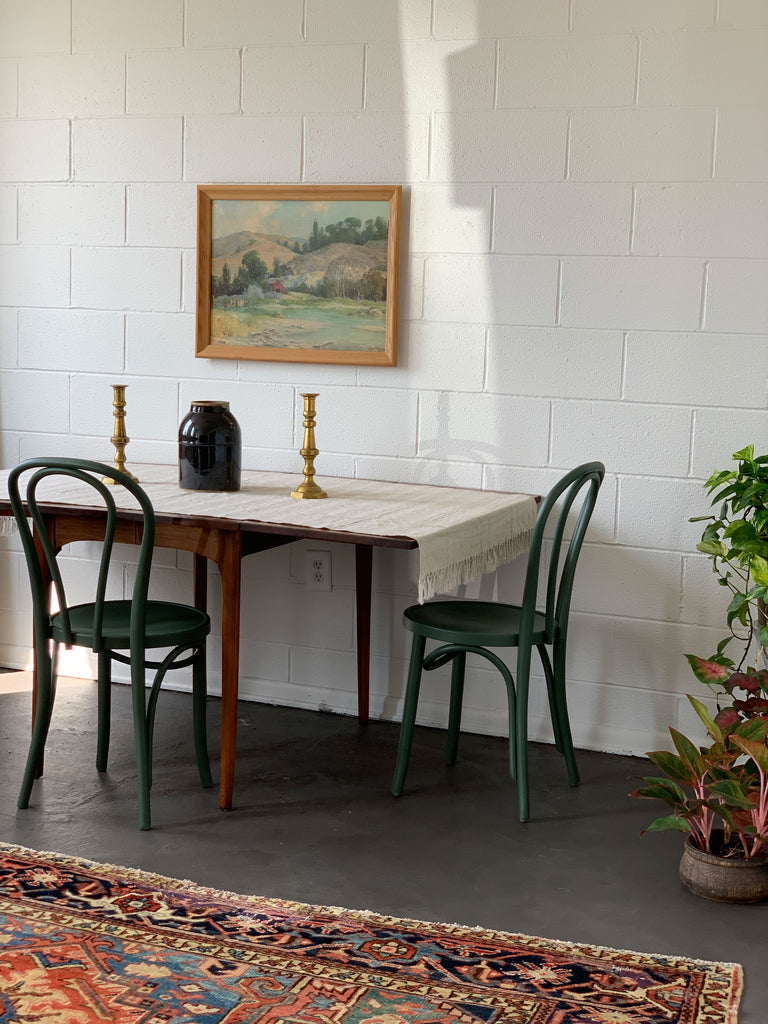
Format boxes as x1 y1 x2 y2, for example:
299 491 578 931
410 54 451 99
1 0 767 757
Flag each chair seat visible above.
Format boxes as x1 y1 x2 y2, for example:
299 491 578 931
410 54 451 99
52 600 210 650
404 600 552 647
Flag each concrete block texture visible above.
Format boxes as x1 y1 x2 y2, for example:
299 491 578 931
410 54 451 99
305 112 429 182
715 108 768 181
127 49 241 116
305 0 432 43
19 55 124 117
184 115 302 182
568 108 714 182
185 0 304 48
705 260 768 334
357 320 486 393
0 368 71 432
0 0 70 57
126 183 198 248
560 257 703 331
624 331 768 408
638 29 768 106
19 184 125 245
493 183 632 256
433 110 568 182
18 308 125 372
71 247 182 311
633 183 768 259
0 61 16 118
417 391 550 467
718 0 768 28
572 0 715 32
486 326 624 399
433 0 570 39
366 39 496 113
408 184 492 255
0 244 70 306
497 35 637 108
0 186 17 243
551 399 692 476
0 119 70 181
74 118 183 181
73 0 183 52
243 45 365 115
424 254 559 326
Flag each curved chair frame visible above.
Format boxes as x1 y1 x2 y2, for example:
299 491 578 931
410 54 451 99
392 461 605 822
8 457 212 830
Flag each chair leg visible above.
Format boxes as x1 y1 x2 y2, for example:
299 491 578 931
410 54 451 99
391 634 426 797
18 639 57 809
552 639 580 786
96 651 111 772
502 664 517 783
193 643 213 789
131 663 152 831
514 643 533 823
537 644 564 754
445 652 466 766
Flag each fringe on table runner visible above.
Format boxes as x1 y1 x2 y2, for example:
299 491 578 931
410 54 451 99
418 527 534 604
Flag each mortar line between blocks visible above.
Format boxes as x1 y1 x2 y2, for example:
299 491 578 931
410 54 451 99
620 332 629 400
362 44 368 109
699 262 710 330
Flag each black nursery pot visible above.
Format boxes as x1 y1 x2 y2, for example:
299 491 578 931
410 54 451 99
179 401 241 491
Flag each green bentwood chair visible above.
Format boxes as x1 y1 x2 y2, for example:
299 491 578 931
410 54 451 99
392 462 605 823
9 457 213 830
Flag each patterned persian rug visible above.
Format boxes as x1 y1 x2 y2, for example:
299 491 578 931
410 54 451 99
0 843 742 1023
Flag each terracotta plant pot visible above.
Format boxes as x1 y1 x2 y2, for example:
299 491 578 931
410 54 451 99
679 835 768 903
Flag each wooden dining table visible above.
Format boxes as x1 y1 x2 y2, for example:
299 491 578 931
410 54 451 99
0 463 537 812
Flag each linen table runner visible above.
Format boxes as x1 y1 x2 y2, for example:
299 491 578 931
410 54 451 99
0 464 537 602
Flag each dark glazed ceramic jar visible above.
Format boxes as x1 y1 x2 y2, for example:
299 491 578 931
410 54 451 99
179 401 241 491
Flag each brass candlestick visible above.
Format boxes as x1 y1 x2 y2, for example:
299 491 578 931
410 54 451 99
103 383 137 484
290 393 327 499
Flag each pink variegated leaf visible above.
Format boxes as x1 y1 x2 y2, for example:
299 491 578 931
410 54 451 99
685 654 731 686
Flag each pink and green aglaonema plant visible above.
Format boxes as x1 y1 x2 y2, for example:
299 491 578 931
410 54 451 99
632 447 768 859
631 688 768 859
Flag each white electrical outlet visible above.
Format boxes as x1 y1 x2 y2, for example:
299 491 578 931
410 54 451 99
305 549 332 591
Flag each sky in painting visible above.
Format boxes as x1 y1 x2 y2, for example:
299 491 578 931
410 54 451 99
212 199 389 242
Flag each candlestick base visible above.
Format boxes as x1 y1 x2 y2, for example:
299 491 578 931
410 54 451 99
290 480 328 500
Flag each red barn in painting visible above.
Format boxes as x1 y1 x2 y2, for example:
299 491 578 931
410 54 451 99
269 279 287 295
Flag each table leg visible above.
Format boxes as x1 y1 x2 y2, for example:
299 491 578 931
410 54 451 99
193 552 208 612
217 532 242 810
355 544 373 724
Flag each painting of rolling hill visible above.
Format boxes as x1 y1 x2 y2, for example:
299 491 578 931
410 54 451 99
196 185 401 365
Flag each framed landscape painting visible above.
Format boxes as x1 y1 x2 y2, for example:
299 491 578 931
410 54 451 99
196 184 401 365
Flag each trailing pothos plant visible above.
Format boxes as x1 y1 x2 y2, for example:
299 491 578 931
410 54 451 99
688 444 768 687
631 447 768 859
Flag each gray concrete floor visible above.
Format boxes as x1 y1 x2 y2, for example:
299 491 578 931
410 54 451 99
0 674 764 1022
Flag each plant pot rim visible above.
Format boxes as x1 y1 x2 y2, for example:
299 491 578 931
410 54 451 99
684 833 768 866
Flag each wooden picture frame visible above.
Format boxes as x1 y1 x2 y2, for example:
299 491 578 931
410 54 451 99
196 184 401 366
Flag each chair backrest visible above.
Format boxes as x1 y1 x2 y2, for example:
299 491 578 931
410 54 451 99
520 462 605 641
8 458 156 653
